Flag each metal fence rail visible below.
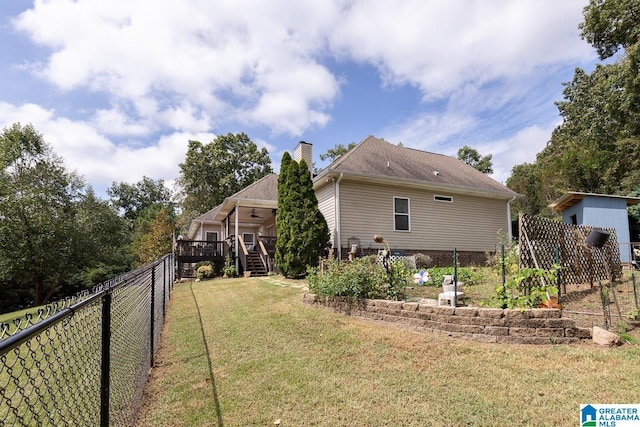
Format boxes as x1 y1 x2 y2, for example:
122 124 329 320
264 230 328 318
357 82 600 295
0 253 174 427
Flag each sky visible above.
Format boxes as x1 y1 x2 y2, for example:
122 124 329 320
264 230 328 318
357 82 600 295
0 0 599 198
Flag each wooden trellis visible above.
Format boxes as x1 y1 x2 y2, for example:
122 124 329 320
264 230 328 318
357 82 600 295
518 214 622 290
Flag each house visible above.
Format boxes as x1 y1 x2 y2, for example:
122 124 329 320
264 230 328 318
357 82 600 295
309 136 520 262
179 173 278 277
184 136 520 276
549 192 640 264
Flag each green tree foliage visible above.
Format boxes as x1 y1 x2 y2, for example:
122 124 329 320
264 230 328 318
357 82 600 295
580 0 640 60
70 188 131 288
108 176 173 222
319 142 356 162
457 145 493 174
0 123 129 311
178 132 273 216
275 155 330 278
131 207 176 266
506 163 550 217
508 0 640 220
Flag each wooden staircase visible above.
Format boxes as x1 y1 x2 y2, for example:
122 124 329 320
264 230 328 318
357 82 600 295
245 250 268 276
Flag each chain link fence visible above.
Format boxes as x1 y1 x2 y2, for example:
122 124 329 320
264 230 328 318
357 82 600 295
0 253 174 426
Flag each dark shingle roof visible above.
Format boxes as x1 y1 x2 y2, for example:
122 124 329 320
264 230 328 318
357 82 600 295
230 173 278 201
322 136 518 198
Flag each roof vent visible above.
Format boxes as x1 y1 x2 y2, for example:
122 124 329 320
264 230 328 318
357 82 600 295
433 170 440 176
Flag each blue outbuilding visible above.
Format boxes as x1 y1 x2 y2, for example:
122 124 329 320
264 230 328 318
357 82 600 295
550 192 640 264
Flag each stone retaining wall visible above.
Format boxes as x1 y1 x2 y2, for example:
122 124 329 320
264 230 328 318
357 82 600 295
302 294 593 344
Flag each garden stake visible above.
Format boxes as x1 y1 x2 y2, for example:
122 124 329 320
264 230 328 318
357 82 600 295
599 281 611 329
501 244 506 295
633 273 638 309
453 248 458 307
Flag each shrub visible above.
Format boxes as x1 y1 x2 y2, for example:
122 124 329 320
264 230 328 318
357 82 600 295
197 264 214 279
485 266 560 309
308 256 391 299
413 253 434 269
222 255 236 277
427 267 484 287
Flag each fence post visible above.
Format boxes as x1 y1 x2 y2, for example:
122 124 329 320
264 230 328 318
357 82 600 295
100 290 112 427
163 257 167 319
150 265 155 368
501 244 506 294
453 248 458 307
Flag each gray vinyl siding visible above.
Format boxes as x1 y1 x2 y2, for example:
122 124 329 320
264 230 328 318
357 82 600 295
316 183 336 245
199 223 223 240
338 180 508 252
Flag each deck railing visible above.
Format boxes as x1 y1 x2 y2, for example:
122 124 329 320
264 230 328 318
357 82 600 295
175 239 228 258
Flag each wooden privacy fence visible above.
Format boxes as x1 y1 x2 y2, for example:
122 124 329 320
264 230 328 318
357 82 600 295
519 214 622 291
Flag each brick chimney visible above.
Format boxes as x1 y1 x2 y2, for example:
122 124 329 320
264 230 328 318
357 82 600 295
293 141 313 176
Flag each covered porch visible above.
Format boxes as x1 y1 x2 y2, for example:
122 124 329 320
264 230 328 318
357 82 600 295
181 174 279 278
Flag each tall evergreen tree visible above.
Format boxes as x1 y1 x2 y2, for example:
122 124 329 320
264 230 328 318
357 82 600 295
275 155 329 278
275 152 293 271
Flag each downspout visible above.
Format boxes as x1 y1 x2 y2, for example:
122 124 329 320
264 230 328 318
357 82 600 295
235 201 239 272
335 173 344 260
507 195 517 243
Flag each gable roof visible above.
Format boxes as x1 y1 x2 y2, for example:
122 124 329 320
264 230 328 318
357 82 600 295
315 135 519 199
228 173 278 201
215 173 279 219
187 174 279 238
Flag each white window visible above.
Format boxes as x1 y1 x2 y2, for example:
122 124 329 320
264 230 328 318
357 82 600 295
393 197 410 231
434 195 453 203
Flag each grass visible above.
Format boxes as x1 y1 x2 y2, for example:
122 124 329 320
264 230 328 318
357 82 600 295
136 276 640 427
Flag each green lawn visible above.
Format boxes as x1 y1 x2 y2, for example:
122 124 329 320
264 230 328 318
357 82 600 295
136 276 640 427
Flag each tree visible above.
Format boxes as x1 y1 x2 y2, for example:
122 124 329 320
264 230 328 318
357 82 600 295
178 132 273 215
275 152 294 270
131 207 175 266
276 155 329 278
319 142 356 162
506 163 551 217
457 146 493 174
70 188 131 287
0 124 130 310
108 176 173 222
580 0 640 60
507 1 640 215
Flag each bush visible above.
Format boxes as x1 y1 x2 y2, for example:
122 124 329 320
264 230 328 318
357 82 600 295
308 256 395 299
486 266 560 309
427 266 485 287
222 255 236 277
413 253 434 269
197 264 214 279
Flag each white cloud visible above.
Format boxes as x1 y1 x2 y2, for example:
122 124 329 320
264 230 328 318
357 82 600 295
11 0 595 141
331 0 594 99
12 0 344 137
3 0 600 193
383 111 478 152
92 108 151 137
0 101 212 192
486 124 556 184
